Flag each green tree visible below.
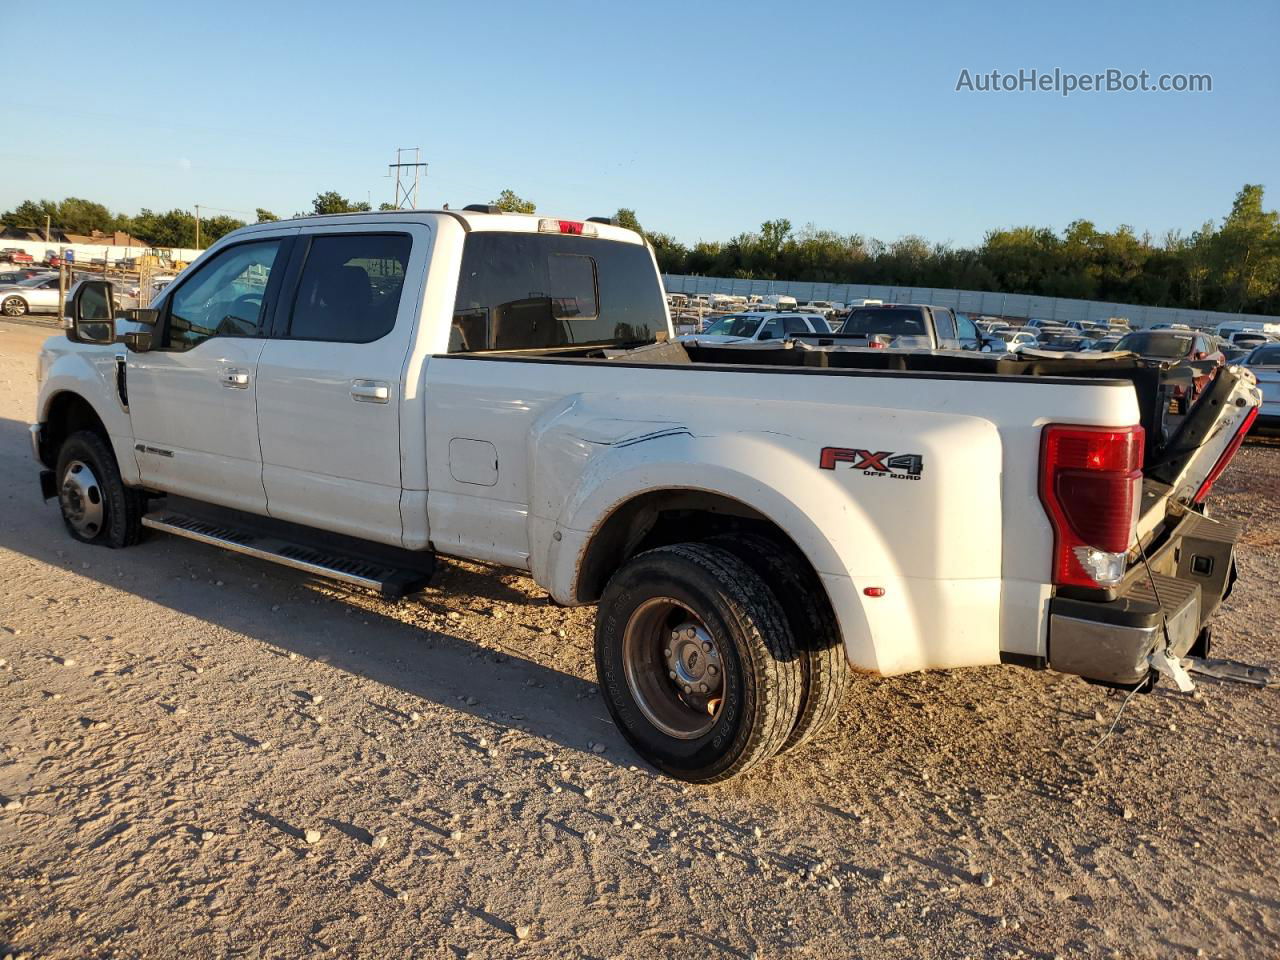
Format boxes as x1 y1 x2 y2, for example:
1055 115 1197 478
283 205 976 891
378 202 397 211
614 208 643 236
255 208 279 223
492 189 536 214
1210 184 1280 312
311 191 372 216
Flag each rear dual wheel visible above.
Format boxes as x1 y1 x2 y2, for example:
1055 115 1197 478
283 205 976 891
595 542 811 782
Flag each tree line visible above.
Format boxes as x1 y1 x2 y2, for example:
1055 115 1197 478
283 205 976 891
5 184 1276 314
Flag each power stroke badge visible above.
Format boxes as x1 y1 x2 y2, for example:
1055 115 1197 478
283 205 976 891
819 446 924 480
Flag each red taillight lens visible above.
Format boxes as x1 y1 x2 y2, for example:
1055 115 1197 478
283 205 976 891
1039 424 1145 588
1193 406 1257 504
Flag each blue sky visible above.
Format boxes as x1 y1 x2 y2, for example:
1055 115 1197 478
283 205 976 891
1 0 1276 246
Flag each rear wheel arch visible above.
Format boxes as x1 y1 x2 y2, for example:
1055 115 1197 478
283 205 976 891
573 489 846 651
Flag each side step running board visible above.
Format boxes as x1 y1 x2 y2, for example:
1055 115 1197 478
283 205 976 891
141 511 433 600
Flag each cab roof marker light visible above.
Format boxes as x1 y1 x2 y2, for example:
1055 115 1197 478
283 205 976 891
538 219 598 237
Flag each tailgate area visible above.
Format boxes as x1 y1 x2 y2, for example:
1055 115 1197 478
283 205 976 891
1047 513 1241 687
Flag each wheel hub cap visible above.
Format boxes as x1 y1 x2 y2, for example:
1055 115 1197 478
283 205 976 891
60 460 104 537
665 622 722 695
621 599 726 740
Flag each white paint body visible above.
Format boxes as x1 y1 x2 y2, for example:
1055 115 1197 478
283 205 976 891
35 211 1146 677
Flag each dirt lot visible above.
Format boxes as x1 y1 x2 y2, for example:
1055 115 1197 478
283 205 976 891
0 318 1276 960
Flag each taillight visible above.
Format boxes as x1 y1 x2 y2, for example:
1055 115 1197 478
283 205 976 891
1193 406 1257 504
1039 424 1145 588
538 218 598 237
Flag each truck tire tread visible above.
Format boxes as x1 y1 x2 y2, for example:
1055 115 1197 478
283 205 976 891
595 542 803 783
56 429 145 548
710 532 852 752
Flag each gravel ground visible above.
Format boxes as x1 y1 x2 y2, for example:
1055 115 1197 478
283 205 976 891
0 318 1276 960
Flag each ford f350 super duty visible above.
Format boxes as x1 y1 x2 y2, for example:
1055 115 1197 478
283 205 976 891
30 208 1263 782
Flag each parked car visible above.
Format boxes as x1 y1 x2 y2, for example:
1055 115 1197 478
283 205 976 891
1242 343 1280 430
31 208 1261 782
811 303 988 350
0 269 49 286
1228 330 1276 350
682 311 829 343
0 273 64 316
991 329 1040 353
0 247 34 265
1115 330 1225 412
1086 335 1124 352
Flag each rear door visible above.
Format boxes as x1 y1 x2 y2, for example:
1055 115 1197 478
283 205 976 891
255 225 429 546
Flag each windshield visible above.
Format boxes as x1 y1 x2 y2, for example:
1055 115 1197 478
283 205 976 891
702 315 763 337
1116 332 1194 359
842 307 927 337
1247 345 1280 366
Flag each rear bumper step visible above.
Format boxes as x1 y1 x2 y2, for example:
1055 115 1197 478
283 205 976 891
142 511 433 600
1047 511 1240 687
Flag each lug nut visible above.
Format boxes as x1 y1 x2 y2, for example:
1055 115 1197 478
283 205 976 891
663 648 671 657
683 685 692 694
702 641 712 653
669 670 677 679
708 665 717 675
686 627 697 639
699 683 708 693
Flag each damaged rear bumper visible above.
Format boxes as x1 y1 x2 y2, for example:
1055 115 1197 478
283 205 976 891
1047 511 1239 687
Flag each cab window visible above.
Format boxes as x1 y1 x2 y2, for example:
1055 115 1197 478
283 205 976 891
164 240 281 351
287 233 412 343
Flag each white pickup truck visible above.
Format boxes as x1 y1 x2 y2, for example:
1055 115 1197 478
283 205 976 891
30 208 1262 782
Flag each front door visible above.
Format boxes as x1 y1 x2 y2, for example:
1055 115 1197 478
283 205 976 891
255 229 420 546
126 236 290 513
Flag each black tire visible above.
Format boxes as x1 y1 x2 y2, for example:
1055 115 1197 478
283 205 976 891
710 532 852 753
54 430 145 548
594 543 803 783
2 296 28 317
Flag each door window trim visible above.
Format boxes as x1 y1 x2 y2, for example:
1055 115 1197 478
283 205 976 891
273 230 414 344
153 236 294 352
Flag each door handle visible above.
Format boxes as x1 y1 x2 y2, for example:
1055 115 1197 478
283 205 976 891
221 367 250 389
351 380 390 404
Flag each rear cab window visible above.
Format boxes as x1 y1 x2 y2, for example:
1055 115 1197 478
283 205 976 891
450 233 666 352
843 307 929 338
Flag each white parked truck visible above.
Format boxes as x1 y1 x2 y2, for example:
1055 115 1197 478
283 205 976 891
30 209 1262 782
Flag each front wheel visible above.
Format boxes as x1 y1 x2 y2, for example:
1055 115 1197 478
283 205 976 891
2 296 28 317
55 430 145 548
595 543 803 782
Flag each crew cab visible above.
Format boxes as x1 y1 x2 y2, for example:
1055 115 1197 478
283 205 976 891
29 209 1263 783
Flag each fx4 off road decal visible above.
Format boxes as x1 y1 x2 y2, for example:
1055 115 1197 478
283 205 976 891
819 446 924 480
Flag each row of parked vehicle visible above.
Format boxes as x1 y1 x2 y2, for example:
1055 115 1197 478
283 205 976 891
0 267 176 318
678 302 1278 429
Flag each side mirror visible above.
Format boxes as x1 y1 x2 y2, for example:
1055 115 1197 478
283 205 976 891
69 280 115 345
125 307 159 326
758 330 775 341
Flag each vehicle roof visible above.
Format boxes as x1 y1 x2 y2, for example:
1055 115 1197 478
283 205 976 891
231 209 646 245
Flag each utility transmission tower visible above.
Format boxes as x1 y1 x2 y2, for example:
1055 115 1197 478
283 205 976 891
387 148 428 209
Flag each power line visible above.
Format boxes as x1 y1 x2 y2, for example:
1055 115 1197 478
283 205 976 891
387 147 428 210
